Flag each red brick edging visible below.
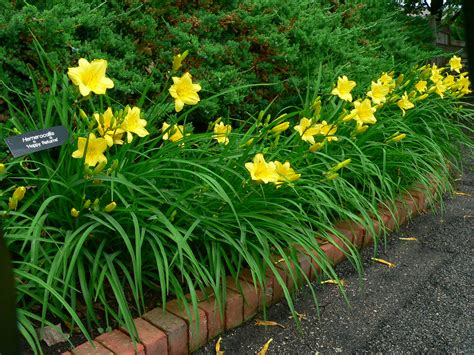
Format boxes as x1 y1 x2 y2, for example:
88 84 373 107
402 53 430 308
63 178 443 355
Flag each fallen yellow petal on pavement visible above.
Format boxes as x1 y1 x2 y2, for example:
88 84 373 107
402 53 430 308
215 337 224 355
257 338 273 355
371 257 396 268
255 319 285 328
321 279 346 286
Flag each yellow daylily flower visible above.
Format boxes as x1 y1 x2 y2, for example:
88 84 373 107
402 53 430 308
121 106 149 143
367 81 390 105
94 107 124 147
162 122 187 142
456 73 472 95
331 76 356 102
379 72 394 87
443 74 455 89
67 58 114 96
294 117 320 145
433 80 447 98
415 80 427 94
213 121 232 145
430 64 443 83
72 133 108 167
397 92 415 115
350 99 377 125
169 72 202 112
314 120 338 142
274 161 300 185
172 50 189 71
245 153 278 184
448 55 462 73
0 163 5 174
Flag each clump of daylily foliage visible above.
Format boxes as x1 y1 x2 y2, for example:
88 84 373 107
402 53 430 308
0 52 472 353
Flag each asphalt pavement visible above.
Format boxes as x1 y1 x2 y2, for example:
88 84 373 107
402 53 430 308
195 159 473 354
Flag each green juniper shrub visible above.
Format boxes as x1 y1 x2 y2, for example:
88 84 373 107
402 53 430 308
1 0 440 128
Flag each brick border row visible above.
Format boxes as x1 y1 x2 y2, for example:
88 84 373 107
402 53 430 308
63 178 443 355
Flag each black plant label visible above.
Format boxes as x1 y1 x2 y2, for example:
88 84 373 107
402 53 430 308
4 126 69 158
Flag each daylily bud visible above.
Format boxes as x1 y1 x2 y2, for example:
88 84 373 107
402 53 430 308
93 161 107 174
110 159 119 171
388 133 406 143
264 114 271 125
13 186 26 201
0 163 5 174
332 159 352 172
416 93 429 101
8 197 18 210
210 117 222 130
79 109 88 120
309 142 324 152
396 74 404 85
356 125 369 134
172 50 189 71
92 198 100 208
83 199 91 209
70 208 80 218
271 122 290 134
325 172 339 180
104 201 117 212
312 97 322 117
244 138 254 146
257 110 265 123
84 164 93 176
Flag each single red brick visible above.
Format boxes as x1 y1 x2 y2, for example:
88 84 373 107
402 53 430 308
270 254 297 292
226 276 258 321
224 288 244 330
120 318 167 355
96 330 145 355
142 307 188 355
399 195 418 217
239 268 273 309
409 189 427 212
293 246 313 281
265 263 288 304
320 243 346 265
166 298 208 352
271 249 315 290
393 201 409 225
379 208 397 231
196 294 224 340
363 217 383 247
333 220 365 248
71 340 113 355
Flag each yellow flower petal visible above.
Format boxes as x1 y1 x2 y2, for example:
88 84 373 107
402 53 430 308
169 72 201 112
67 58 114 96
331 75 356 102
